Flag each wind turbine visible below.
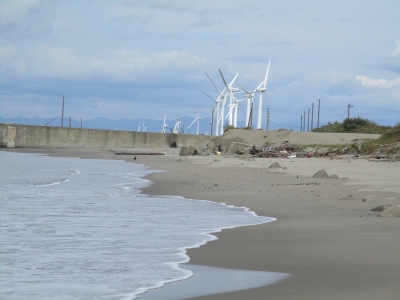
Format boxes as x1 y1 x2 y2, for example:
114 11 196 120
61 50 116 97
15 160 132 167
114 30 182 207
255 60 275 129
173 115 181 134
204 72 226 136
238 84 256 127
142 121 147 132
202 91 223 136
218 70 239 128
218 69 239 134
187 104 202 135
161 114 168 133
137 120 141 132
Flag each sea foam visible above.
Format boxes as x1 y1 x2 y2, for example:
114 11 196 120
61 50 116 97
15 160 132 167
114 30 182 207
0 151 274 299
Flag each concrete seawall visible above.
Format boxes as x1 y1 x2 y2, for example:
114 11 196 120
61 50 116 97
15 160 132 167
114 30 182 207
0 124 213 149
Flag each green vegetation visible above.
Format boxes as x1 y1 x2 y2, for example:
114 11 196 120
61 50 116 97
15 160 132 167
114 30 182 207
308 121 400 155
313 117 392 134
361 123 400 154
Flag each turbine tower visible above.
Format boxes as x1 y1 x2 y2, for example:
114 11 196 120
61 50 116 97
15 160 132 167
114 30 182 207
218 70 239 128
161 114 168 133
255 60 275 129
187 104 202 135
204 72 227 136
238 84 256 127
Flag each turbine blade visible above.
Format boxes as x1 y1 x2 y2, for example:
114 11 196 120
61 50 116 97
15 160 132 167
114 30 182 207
188 119 196 129
205 72 223 95
202 91 217 102
229 73 239 85
218 69 229 89
238 83 251 94
265 90 276 109
225 105 235 120
264 60 271 86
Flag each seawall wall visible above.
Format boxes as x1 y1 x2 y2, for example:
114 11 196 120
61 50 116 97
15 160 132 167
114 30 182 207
0 124 213 149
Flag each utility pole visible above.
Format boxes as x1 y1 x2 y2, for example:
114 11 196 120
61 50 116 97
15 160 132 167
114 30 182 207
69 116 71 128
300 115 303 131
61 95 65 127
307 108 310 132
317 99 320 130
348 103 354 119
303 111 306 132
266 108 270 130
80 118 82 128
311 103 314 131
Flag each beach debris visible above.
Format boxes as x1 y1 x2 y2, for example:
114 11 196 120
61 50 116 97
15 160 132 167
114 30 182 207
271 182 321 186
370 204 391 212
361 197 373 202
242 143 303 158
115 150 166 155
288 154 296 158
268 162 281 169
377 205 400 217
341 146 349 154
339 195 355 201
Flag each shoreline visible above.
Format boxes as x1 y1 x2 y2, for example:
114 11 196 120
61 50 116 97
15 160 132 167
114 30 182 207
2 147 399 299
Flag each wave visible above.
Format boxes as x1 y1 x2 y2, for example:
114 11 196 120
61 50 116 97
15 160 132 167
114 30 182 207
33 177 70 187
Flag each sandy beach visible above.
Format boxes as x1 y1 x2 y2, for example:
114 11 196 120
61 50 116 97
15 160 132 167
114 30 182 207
2 143 399 299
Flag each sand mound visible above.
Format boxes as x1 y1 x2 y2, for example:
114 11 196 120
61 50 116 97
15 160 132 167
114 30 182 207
212 129 380 148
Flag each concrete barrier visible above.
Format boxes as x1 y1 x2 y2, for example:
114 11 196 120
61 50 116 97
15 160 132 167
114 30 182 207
0 124 213 149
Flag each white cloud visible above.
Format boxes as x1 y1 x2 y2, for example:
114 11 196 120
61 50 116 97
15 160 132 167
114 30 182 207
356 75 400 88
390 39 400 57
3 45 209 84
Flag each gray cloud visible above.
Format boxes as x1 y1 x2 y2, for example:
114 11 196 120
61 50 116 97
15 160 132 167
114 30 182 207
0 0 57 40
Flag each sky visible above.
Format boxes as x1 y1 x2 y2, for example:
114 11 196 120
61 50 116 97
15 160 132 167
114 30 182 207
0 0 399 131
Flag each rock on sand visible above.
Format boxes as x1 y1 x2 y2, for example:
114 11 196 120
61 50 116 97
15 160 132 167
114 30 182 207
268 162 281 169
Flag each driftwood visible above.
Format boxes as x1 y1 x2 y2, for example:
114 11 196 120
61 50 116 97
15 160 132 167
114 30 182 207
115 150 166 155
245 143 303 158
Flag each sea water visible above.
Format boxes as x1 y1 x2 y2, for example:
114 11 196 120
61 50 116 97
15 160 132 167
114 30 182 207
0 151 275 300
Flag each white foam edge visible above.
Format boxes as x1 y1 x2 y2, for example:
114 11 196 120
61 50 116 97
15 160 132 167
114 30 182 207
34 177 70 187
122 195 276 300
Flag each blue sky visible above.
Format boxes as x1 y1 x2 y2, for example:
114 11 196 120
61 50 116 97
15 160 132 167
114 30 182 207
1 0 399 130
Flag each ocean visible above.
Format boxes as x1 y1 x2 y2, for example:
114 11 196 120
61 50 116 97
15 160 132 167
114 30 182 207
0 151 275 299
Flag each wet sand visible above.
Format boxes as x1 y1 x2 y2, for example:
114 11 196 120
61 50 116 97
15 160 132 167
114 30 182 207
3 147 399 299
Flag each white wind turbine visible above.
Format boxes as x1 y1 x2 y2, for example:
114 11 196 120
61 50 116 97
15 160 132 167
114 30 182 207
255 60 275 129
224 96 245 128
238 84 256 127
161 114 168 133
204 72 227 136
137 120 141 132
218 70 239 130
187 104 202 135
202 91 220 135
173 115 181 134
142 121 147 132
